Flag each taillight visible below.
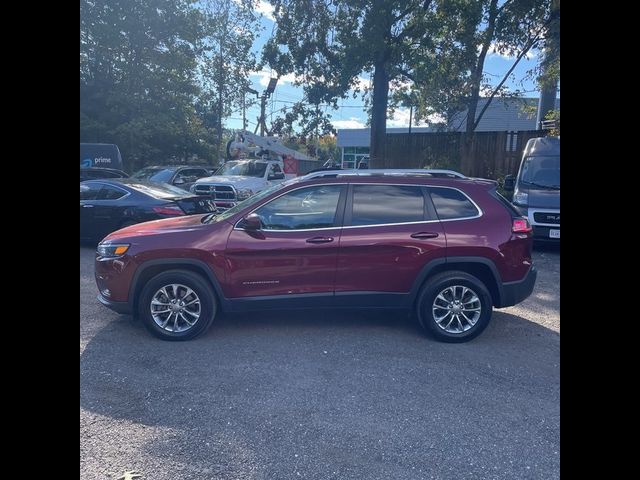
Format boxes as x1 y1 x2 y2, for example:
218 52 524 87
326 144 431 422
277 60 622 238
512 218 532 233
153 205 185 216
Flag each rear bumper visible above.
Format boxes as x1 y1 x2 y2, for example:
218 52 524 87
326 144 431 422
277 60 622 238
97 293 132 315
498 266 537 308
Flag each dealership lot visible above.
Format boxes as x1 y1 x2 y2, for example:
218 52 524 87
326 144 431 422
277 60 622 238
80 246 559 480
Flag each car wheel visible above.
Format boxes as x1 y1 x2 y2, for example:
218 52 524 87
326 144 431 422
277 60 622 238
416 271 493 343
138 270 217 341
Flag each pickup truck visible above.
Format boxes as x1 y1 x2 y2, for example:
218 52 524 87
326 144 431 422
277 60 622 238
190 159 286 211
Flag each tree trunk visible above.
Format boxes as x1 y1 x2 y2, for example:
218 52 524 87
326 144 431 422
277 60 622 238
461 0 499 177
369 61 389 169
536 0 560 128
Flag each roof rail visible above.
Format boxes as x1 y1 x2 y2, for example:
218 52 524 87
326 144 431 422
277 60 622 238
301 168 466 180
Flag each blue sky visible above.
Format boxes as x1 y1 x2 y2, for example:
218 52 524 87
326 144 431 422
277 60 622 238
226 1 549 132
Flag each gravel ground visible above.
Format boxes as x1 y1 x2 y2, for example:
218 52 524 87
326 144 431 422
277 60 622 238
80 245 559 480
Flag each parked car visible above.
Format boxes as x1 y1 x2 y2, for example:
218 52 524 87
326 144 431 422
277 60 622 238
95 169 536 343
80 167 129 182
131 165 212 191
504 137 559 242
191 159 286 211
80 179 216 242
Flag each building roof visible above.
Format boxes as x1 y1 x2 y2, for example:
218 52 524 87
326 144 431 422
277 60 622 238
448 97 560 132
337 97 560 147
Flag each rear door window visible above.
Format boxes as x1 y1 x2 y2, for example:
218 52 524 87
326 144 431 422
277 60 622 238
349 185 427 226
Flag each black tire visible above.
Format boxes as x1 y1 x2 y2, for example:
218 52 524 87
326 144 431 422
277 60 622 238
138 270 217 341
416 271 493 343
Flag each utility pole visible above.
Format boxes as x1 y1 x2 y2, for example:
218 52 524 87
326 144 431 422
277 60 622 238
408 104 413 134
259 94 267 136
255 78 278 137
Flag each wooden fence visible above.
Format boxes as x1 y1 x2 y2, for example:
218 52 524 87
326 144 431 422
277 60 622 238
383 130 546 179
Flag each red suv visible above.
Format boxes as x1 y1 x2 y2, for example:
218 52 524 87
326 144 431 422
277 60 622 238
95 170 536 343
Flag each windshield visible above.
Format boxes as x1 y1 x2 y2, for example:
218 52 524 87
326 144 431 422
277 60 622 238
131 167 174 183
217 161 268 178
520 155 560 189
203 181 292 224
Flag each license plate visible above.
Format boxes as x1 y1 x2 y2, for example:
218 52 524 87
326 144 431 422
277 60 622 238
549 229 560 239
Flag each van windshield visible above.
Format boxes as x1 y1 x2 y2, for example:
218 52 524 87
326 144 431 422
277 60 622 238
520 155 560 189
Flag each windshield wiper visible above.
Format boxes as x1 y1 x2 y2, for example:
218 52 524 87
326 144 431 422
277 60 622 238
522 180 559 190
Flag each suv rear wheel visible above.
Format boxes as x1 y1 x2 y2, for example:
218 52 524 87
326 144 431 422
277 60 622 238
416 271 492 343
138 270 217 341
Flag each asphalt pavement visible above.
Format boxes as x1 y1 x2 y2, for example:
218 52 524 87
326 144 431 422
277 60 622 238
80 245 560 480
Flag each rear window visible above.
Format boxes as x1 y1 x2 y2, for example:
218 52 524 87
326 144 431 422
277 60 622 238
429 187 479 220
97 185 128 200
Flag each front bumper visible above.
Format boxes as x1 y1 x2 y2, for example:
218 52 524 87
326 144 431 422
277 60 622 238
532 225 560 242
498 266 537 308
97 293 132 315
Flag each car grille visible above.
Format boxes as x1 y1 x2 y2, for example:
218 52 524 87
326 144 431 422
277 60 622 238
193 184 236 201
533 212 560 224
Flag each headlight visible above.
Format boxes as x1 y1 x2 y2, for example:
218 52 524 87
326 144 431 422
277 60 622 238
236 188 254 201
97 243 130 258
513 191 528 206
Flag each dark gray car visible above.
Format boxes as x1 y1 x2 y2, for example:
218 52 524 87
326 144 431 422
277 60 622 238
131 165 211 192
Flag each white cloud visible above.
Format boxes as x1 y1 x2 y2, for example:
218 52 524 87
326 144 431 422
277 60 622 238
249 69 299 87
256 0 275 21
332 117 366 129
387 108 444 127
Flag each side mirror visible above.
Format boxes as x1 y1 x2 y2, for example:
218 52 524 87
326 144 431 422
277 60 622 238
268 172 285 180
503 174 516 191
242 213 262 231
173 177 185 185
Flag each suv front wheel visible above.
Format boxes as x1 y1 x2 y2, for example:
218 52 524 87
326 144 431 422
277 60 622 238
416 271 493 343
138 270 217 341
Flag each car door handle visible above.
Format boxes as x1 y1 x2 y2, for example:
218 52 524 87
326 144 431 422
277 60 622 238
411 232 439 239
306 236 334 244
82 204 94 208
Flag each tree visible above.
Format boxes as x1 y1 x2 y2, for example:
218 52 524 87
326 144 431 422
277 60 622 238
264 0 436 168
406 0 549 175
80 0 212 170
199 0 261 162
535 0 560 127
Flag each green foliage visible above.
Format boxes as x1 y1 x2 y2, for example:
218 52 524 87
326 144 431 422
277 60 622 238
199 0 261 154
80 0 260 171
80 0 208 170
269 102 335 138
545 109 560 136
263 1 434 166
409 0 549 131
